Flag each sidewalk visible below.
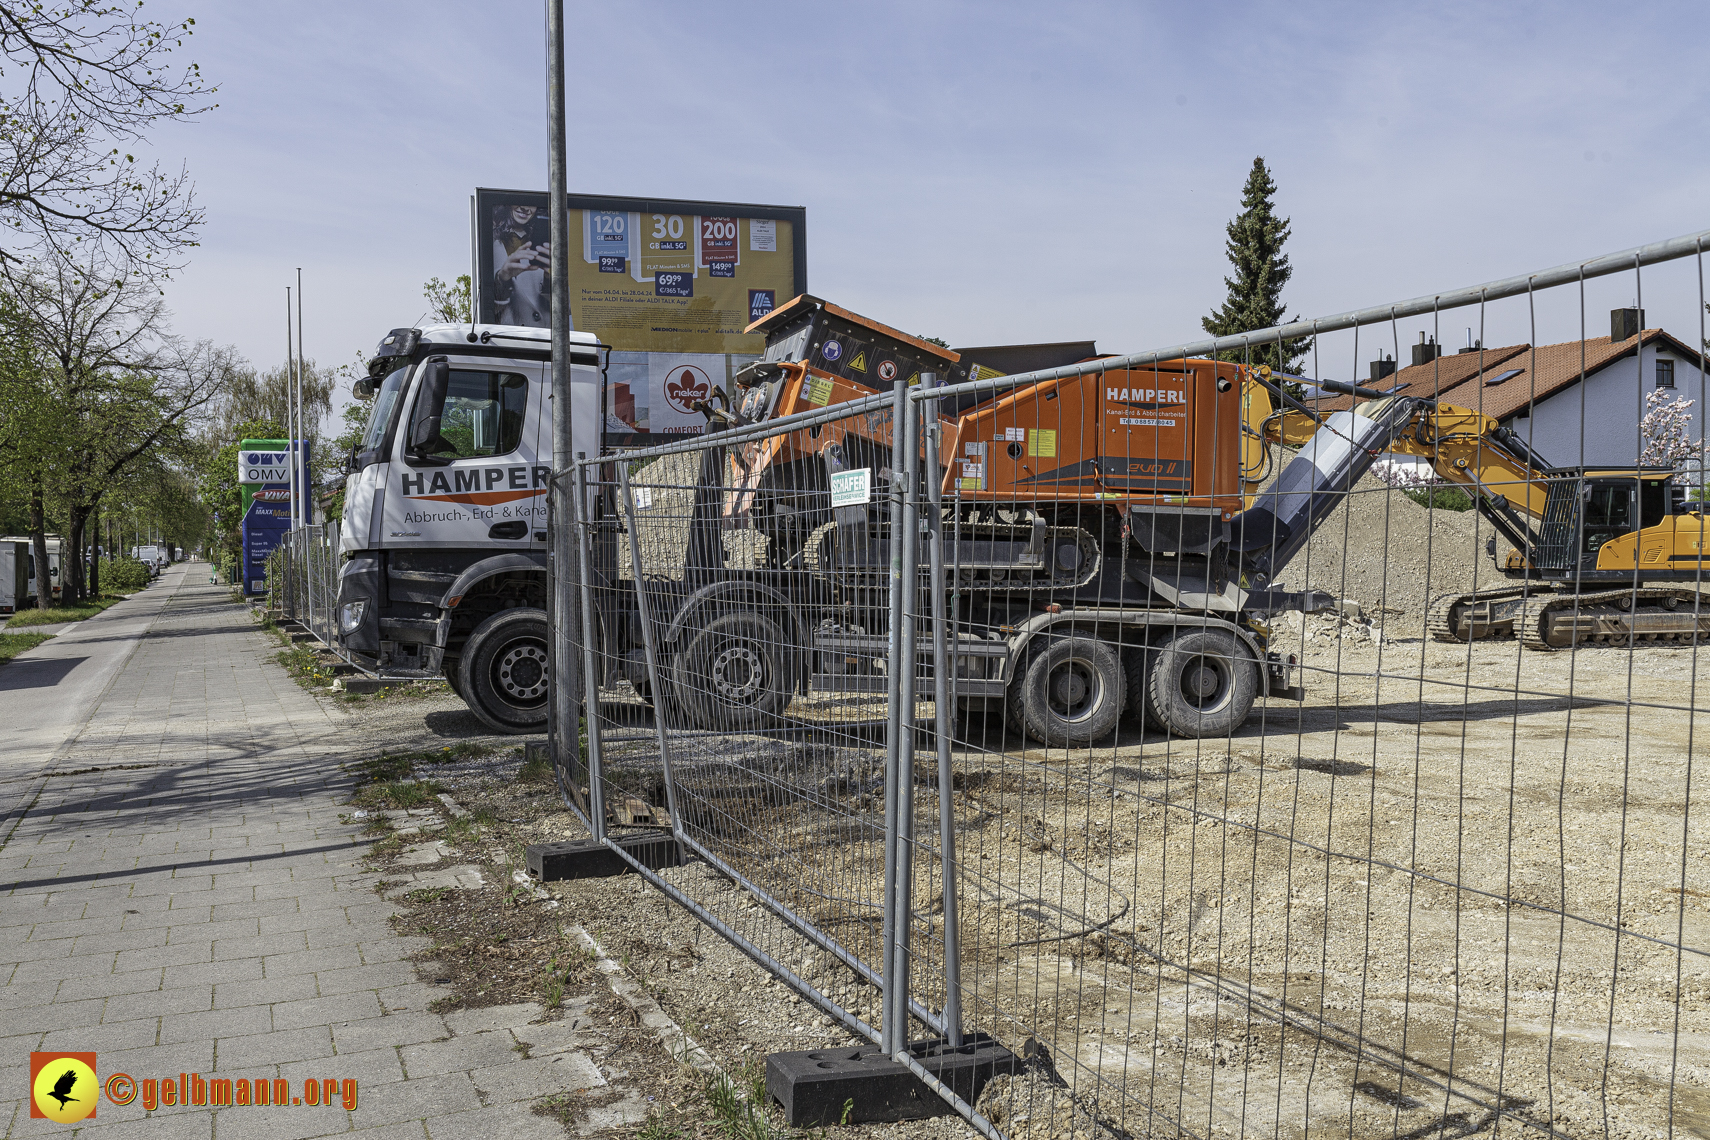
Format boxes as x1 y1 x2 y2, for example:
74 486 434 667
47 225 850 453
0 570 600 1138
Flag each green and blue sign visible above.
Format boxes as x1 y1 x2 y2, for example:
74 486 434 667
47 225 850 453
238 439 309 596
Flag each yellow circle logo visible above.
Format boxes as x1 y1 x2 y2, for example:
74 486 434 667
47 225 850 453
32 1057 97 1123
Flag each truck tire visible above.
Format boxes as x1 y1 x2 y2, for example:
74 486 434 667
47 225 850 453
671 612 794 730
443 658 463 700
457 609 550 735
1144 628 1257 738
1011 635 1125 747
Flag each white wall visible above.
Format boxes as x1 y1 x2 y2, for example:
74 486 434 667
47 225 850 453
1505 350 1708 469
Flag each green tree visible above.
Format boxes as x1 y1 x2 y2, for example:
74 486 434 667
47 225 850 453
424 275 472 323
1202 157 1309 373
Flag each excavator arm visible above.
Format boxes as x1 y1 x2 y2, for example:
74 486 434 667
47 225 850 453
1233 371 1558 589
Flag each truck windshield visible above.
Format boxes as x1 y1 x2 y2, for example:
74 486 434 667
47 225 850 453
362 362 411 453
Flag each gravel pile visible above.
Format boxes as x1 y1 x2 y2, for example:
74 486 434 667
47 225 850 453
1262 453 1489 622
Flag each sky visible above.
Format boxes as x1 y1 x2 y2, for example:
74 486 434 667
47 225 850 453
143 0 1710 427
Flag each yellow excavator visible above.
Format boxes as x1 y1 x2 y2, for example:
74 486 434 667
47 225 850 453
1239 365 1710 649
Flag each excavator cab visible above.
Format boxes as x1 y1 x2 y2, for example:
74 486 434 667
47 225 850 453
1533 470 1675 576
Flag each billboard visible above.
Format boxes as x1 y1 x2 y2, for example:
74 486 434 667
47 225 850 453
473 189 805 445
237 439 309 596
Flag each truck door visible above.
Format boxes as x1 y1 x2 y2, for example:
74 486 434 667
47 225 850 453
383 359 548 550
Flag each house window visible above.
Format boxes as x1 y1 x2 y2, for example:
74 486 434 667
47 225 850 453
1657 358 1676 389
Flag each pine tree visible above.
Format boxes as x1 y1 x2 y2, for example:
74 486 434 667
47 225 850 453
1202 157 1310 373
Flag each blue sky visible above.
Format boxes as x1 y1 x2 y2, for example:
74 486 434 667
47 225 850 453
152 0 1710 418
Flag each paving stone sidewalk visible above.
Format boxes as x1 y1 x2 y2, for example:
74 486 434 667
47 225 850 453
0 571 620 1138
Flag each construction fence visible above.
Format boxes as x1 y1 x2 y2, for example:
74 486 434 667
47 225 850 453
552 230 1710 1139
268 523 344 653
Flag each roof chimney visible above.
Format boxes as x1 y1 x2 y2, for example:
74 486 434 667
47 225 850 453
1458 338 1483 354
1369 353 1397 383
1410 333 1442 367
1611 307 1645 342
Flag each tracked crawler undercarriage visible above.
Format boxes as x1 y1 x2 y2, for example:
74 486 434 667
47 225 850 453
1428 585 1710 650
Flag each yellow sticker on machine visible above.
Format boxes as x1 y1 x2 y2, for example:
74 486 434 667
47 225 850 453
958 477 984 491
1029 428 1057 458
804 376 834 406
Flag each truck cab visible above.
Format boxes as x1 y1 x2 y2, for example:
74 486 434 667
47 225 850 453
334 323 602 731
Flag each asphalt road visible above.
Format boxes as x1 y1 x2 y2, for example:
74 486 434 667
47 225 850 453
0 562 190 832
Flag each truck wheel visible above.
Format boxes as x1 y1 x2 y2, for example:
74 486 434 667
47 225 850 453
457 609 549 735
1144 628 1257 738
443 657 463 700
1012 635 1125 747
671 612 794 730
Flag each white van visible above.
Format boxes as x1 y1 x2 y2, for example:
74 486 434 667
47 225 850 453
3 535 61 604
0 539 27 614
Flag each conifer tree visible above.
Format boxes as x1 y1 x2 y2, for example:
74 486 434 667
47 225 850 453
1202 157 1309 372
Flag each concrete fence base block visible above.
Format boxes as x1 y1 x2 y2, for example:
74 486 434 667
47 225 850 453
526 833 681 881
766 1033 1018 1126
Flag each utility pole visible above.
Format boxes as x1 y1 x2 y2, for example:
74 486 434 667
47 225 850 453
286 286 298 532
296 268 308 525
547 0 582 766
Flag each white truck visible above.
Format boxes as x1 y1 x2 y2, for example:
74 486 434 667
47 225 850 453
333 323 602 732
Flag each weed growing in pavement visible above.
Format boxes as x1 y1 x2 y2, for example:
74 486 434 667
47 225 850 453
275 642 338 689
351 780 444 811
357 752 415 783
405 887 449 904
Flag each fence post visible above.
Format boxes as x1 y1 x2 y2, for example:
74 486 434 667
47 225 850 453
882 376 919 1054
920 373 964 1047
616 461 683 841
572 458 606 837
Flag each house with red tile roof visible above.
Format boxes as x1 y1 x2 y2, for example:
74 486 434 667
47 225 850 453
1314 310 1706 469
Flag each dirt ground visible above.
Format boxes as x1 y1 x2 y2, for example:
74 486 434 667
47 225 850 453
283 538 1709 1138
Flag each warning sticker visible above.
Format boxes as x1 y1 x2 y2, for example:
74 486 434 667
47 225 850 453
877 360 897 381
805 376 834 406
1029 429 1057 458
848 350 868 374
1003 427 1026 442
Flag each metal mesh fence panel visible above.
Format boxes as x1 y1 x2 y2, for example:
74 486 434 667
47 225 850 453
559 229 1710 1139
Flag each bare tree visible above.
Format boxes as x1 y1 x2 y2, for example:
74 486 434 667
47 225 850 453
0 2 214 274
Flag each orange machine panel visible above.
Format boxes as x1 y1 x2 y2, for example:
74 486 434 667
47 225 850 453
942 361 1243 517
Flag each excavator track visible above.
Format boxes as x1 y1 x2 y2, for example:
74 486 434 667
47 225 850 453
1427 586 1533 643
1518 587 1710 650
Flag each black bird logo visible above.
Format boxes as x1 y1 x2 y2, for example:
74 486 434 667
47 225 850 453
46 1068 79 1109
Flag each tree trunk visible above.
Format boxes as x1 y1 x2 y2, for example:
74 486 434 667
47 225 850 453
88 501 101 598
29 478 50 611
66 506 88 604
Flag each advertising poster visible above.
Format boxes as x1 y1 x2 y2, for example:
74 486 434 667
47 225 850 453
237 439 310 596
473 189 805 445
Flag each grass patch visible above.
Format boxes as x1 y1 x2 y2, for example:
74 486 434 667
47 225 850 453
519 749 553 783
275 642 341 689
6 598 123 627
0 632 52 662
351 780 444 811
1403 485 1474 512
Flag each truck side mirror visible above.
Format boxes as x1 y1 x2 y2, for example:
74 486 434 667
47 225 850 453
408 359 451 457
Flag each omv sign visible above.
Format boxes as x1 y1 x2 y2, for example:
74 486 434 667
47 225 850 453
239 451 289 484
